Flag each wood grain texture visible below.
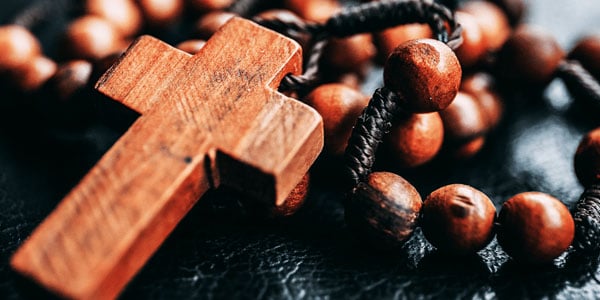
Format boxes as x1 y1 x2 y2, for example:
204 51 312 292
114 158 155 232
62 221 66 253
11 17 323 300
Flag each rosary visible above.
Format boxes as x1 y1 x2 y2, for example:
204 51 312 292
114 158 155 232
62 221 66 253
2 0 600 298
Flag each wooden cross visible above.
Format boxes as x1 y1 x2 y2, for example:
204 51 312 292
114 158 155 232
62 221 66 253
11 18 323 300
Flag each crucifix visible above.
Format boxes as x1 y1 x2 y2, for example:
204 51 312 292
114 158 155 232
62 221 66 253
11 17 323 299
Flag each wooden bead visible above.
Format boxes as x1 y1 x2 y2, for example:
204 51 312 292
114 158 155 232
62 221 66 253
323 34 376 72
13 56 57 92
490 0 526 27
460 1 510 51
384 39 461 113
49 60 93 101
439 92 487 140
497 192 574 264
284 0 340 22
0 25 41 72
138 0 183 27
569 35 600 80
195 11 236 39
85 0 142 36
574 127 600 187
421 184 496 255
345 172 422 247
461 73 503 129
304 83 369 156
453 136 486 160
387 112 444 168
64 15 125 61
497 25 565 85
454 12 487 68
374 24 432 60
268 173 310 217
190 0 234 12
176 40 206 54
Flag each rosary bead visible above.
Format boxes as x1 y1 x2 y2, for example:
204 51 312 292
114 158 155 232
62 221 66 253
85 0 142 36
569 35 600 80
386 112 444 168
461 73 503 130
284 0 340 22
346 172 422 247
176 39 206 54
323 34 376 72
453 136 486 160
439 92 487 140
497 192 574 264
48 60 93 101
497 25 565 85
195 11 237 39
13 56 57 92
574 127 600 187
490 0 526 27
190 0 234 12
374 24 432 60
383 39 461 113
460 1 510 51
0 25 41 72
304 83 369 156
64 16 125 61
454 12 487 68
137 0 184 27
268 173 309 217
421 184 496 255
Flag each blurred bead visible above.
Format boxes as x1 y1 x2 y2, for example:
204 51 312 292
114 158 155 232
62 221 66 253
330 72 363 90
440 92 486 140
384 39 461 113
497 25 565 85
195 11 236 39
375 24 432 60
569 35 600 80
460 1 510 51
490 0 526 27
421 184 496 255
323 34 376 72
345 172 422 247
461 73 503 129
190 0 234 12
13 56 57 92
138 0 183 27
574 127 600 187
452 136 486 160
49 60 93 101
269 173 310 217
64 15 124 61
497 192 574 264
0 25 41 72
454 12 487 68
387 112 444 168
86 0 142 36
255 9 304 24
176 39 206 54
284 0 340 22
304 83 369 156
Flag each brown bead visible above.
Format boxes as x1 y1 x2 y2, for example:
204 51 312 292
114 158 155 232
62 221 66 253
85 0 142 36
304 83 369 156
497 25 565 85
0 25 41 72
49 60 93 101
268 173 310 217
323 34 376 72
375 24 432 60
387 112 444 168
490 0 526 27
176 40 206 54
439 92 487 140
497 192 574 264
384 39 461 113
195 11 237 39
461 73 503 129
574 127 600 187
421 184 496 255
345 171 422 247
569 35 600 80
454 12 487 68
13 56 57 92
453 136 486 160
138 0 183 27
64 15 125 61
460 1 510 51
190 0 234 12
284 0 340 22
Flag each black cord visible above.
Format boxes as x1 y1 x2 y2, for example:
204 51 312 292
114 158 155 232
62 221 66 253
573 180 600 254
557 60 600 111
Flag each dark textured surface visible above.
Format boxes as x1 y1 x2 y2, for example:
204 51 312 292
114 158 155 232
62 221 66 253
1 0 600 299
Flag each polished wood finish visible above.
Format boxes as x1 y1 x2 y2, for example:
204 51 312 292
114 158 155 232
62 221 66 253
11 18 323 300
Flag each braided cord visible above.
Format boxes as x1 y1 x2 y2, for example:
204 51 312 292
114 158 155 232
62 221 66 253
573 181 600 254
557 60 600 110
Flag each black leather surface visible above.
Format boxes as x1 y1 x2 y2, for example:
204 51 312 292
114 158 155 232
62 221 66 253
1 0 600 299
